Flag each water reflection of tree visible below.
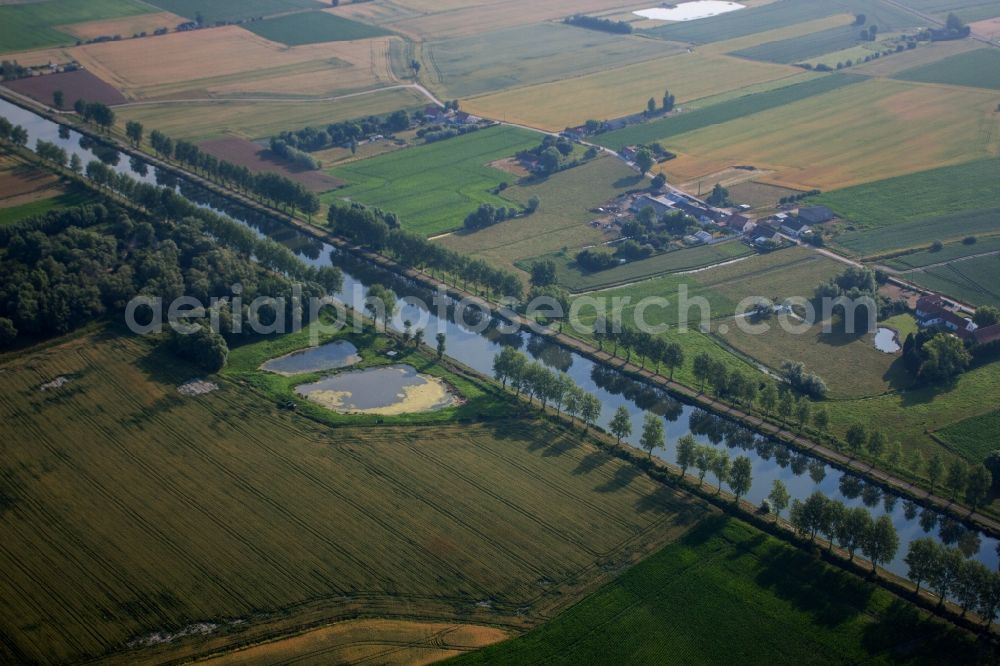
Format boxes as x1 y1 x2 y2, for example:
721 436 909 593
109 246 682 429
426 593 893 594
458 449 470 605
527 337 573 372
790 453 809 476
903 500 918 521
808 460 826 484
882 494 897 514
773 444 791 469
130 155 148 177
839 475 863 499
919 508 938 533
590 365 683 420
860 483 882 508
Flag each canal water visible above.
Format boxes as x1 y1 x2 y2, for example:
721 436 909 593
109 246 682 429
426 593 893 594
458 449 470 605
3 97 996 580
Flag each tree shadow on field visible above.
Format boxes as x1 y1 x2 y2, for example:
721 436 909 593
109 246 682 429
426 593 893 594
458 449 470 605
613 174 644 189
860 598 985 662
573 450 611 475
595 464 641 493
542 436 576 458
753 544 873 629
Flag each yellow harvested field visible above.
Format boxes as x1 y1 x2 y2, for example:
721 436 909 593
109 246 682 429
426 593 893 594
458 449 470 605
464 53 801 132
0 46 76 68
72 26 399 100
385 0 653 40
657 78 1000 191
195 619 508 665
970 16 1000 41
702 13 855 55
61 12 185 40
116 87 430 142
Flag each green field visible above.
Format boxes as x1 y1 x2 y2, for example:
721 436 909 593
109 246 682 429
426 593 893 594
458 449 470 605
901 254 1000 308
439 155 642 273
580 246 841 325
937 409 1000 462
895 48 1000 91
531 240 755 293
244 9 391 45
643 0 924 44
884 236 1000 270
423 23 680 99
0 0 152 53
731 25 864 64
835 208 1000 256
327 125 540 236
819 158 1000 255
818 158 1000 230
0 329 701 663
826 358 1000 468
593 73 866 150
0 186 94 226
145 0 322 24
452 517 981 665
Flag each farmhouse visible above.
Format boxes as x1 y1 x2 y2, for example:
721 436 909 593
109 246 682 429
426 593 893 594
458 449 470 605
780 218 811 239
725 213 756 235
797 205 835 224
631 193 677 216
915 295 978 339
974 323 1000 346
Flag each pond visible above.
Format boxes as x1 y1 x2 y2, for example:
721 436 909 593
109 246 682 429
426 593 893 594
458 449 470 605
261 340 361 375
635 1 745 21
4 96 996 582
874 327 901 353
295 365 458 415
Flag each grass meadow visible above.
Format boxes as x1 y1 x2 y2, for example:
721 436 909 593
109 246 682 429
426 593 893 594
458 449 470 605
826 359 1000 466
451 516 981 665
593 73 866 150
145 0 322 23
439 156 642 274
0 0 151 53
895 47 1000 90
0 328 703 663
535 241 755 293
245 10 392 45
327 125 539 236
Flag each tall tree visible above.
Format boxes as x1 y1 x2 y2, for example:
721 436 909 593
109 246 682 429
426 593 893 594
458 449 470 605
125 120 144 147
675 434 696 478
966 466 991 510
863 515 899 575
436 332 446 359
769 479 790 519
836 506 872 561
609 406 632 445
927 453 944 491
845 424 867 456
904 538 940 595
580 393 602 431
710 450 730 495
729 456 752 502
639 412 664 459
945 460 967 499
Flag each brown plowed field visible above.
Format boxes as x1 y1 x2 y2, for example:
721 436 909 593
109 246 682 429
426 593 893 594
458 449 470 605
199 136 343 192
3 68 127 107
